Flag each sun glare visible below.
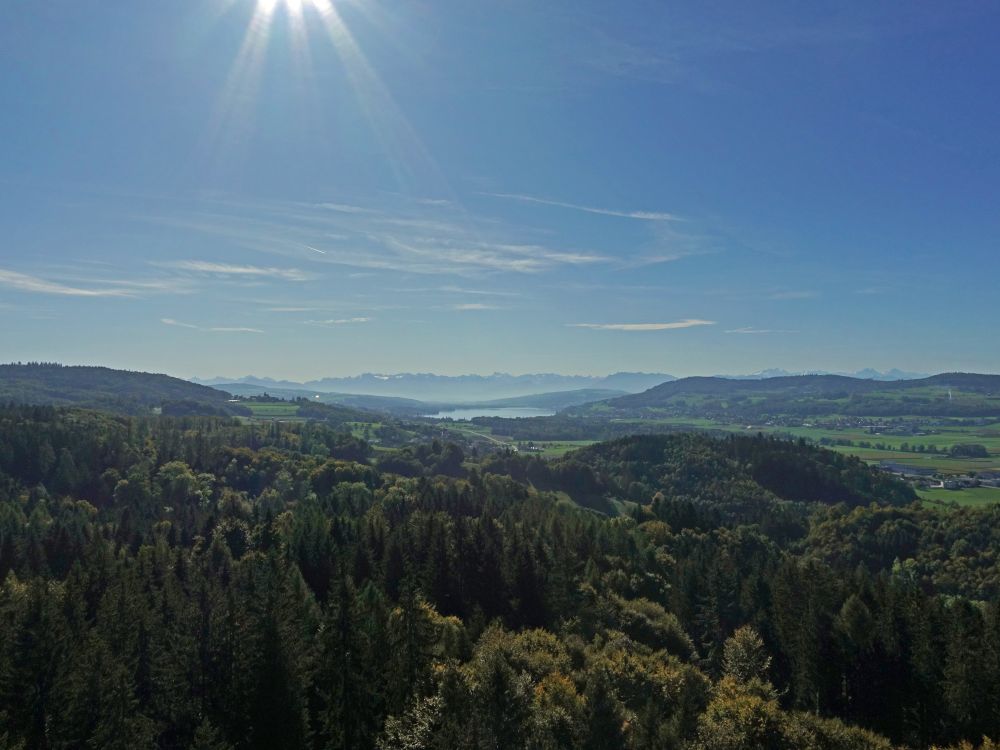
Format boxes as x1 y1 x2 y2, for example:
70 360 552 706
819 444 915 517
257 0 328 16
203 0 449 197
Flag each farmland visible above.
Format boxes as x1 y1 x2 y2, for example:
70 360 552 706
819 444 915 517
600 417 1000 474
242 401 303 419
599 416 1000 506
234 383 1000 508
918 486 1000 508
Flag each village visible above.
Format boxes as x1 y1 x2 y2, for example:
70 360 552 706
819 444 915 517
878 461 1000 490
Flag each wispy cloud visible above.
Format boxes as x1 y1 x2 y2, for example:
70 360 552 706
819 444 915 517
161 318 264 333
303 317 371 327
91 277 196 294
855 286 893 296
391 285 521 297
629 254 690 266
380 236 606 274
483 192 682 222
568 319 715 331
317 202 376 214
618 251 709 269
725 327 799 334
439 285 521 297
161 318 199 329
452 303 499 311
0 268 133 297
147 199 609 276
159 260 315 282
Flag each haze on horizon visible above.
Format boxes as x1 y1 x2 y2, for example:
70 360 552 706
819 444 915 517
2 1 999 377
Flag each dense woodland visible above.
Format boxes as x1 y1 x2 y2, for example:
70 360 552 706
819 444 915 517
587 373 1000 420
1 405 999 749
0 364 251 418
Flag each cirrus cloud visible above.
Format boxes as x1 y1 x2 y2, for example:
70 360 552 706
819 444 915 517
483 192 682 222
452 303 499 311
161 318 264 333
303 317 371 327
158 260 315 282
568 319 715 331
0 268 133 297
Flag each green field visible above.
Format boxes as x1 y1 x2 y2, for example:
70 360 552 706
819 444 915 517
244 402 302 419
637 418 1000 477
243 401 1000 507
827 446 1000 474
534 440 598 457
439 421 508 446
346 421 381 438
918 486 1000 508
535 415 1000 507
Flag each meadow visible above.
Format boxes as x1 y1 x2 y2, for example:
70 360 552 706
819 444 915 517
243 402 303 419
918 486 1000 508
673 419 1000 475
612 417 1000 506
482 414 1000 506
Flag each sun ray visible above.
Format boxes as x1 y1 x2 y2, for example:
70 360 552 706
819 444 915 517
200 0 464 215
310 0 449 197
286 0 315 100
200 0 278 170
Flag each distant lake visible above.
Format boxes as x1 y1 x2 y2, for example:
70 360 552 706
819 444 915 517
423 407 556 420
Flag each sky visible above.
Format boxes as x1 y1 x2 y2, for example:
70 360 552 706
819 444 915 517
1 0 999 379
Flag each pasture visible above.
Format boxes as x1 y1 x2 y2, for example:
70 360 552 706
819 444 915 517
918 486 1000 508
243 402 302 419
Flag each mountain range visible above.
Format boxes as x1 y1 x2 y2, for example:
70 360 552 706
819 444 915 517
190 371 676 401
189 368 927 402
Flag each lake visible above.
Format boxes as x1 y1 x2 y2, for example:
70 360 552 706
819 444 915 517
423 407 556 420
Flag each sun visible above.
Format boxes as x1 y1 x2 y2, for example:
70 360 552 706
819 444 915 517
206 0 372 159
256 0 335 18
207 0 443 195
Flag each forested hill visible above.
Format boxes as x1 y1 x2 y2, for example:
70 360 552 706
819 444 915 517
6 406 995 749
0 362 251 416
479 433 915 517
212 382 428 415
595 371 1000 417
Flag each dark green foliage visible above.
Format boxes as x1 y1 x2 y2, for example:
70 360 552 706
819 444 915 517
292 398 379 432
603 372 1000 418
805 503 1000 599
376 440 467 479
949 443 989 458
582 670 626 750
0 362 251 416
483 432 914 519
0 406 996 749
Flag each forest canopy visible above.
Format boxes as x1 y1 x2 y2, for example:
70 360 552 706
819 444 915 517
0 405 997 750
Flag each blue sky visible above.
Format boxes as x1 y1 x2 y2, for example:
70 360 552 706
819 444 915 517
1 0 998 379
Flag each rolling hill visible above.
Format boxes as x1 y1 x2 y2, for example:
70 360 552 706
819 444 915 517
0 363 249 416
191 371 675 401
218 383 628 415
584 372 1000 418
212 382 427 415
